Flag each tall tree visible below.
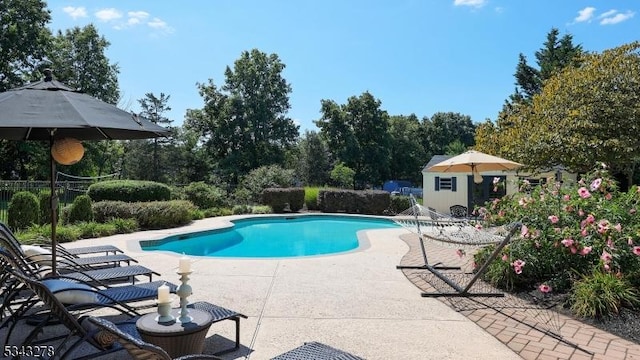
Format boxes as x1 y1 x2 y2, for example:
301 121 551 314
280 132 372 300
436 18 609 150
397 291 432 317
421 112 475 156
47 24 120 103
477 28 583 162
294 131 331 186
123 93 174 182
479 42 640 185
0 0 51 180
0 0 51 92
185 49 299 184
510 28 583 104
388 114 426 183
316 92 391 187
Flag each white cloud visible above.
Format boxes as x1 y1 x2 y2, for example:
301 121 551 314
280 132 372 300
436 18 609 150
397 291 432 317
600 10 635 25
63 6 87 19
599 9 618 19
95 8 123 22
126 11 149 26
574 7 596 23
453 0 487 8
128 11 150 20
147 17 175 33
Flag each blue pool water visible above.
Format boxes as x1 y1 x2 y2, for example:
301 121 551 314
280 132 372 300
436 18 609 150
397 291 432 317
140 215 399 258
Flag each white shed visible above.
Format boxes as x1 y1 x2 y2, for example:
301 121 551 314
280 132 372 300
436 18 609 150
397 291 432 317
421 155 576 216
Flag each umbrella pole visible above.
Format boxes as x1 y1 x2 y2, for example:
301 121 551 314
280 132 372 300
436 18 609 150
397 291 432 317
49 134 58 275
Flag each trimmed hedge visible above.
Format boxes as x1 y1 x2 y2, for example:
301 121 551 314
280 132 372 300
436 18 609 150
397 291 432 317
318 189 390 215
8 191 40 230
261 188 305 213
37 190 53 225
182 181 227 209
92 200 196 229
87 180 171 202
68 195 93 224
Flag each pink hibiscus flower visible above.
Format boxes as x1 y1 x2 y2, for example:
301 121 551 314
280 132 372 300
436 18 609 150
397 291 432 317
539 284 552 293
633 246 640 256
561 238 574 247
579 246 592 256
601 250 612 263
590 178 602 191
548 215 559 224
578 187 591 199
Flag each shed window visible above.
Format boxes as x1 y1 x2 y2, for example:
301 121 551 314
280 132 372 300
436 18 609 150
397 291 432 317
435 177 456 191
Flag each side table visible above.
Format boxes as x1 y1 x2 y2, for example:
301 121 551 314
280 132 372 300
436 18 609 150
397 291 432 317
136 308 213 358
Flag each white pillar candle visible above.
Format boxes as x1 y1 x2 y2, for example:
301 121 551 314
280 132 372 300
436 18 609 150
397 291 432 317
179 255 191 273
158 283 170 303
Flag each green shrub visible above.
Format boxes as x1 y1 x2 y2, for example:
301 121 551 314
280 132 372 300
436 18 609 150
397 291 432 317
8 191 40 231
304 187 321 210
388 196 412 215
235 165 295 204
108 218 139 233
88 180 171 202
570 271 639 318
330 162 355 188
182 182 227 209
68 195 93 224
92 201 134 223
477 166 640 319
232 204 252 215
92 200 196 229
37 190 53 224
202 207 234 217
251 205 272 214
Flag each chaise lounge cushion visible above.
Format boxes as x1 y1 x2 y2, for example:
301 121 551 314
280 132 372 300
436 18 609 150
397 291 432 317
22 245 53 266
42 279 99 304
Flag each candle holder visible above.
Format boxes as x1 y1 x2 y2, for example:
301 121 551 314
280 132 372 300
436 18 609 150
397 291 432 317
156 300 175 324
176 270 193 324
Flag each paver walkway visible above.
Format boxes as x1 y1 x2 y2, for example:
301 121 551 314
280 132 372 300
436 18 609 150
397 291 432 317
397 232 640 360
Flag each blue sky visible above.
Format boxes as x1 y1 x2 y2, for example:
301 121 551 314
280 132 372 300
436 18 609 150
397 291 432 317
47 0 638 132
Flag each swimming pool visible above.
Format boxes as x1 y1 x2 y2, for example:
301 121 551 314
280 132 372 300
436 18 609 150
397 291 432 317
140 215 400 258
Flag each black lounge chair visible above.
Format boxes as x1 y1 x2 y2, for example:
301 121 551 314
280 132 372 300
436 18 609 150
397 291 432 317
0 249 175 314
3 267 246 360
271 341 365 360
0 221 123 256
0 232 158 285
0 222 132 269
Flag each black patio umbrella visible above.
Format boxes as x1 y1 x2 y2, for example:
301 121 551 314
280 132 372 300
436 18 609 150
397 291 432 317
0 69 170 274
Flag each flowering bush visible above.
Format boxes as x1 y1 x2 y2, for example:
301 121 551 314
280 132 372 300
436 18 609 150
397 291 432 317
474 166 640 317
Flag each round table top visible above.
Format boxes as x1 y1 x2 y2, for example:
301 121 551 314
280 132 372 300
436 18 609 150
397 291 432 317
136 308 212 336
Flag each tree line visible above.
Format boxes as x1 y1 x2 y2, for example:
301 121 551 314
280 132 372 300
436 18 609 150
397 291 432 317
3 1 638 190
0 0 475 189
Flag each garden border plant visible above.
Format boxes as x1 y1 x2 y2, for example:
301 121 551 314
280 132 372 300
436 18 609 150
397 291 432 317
475 165 640 319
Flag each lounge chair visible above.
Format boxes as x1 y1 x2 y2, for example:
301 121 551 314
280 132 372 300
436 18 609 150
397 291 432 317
270 341 365 360
0 221 123 256
0 222 133 268
0 249 176 316
3 267 246 360
0 232 159 285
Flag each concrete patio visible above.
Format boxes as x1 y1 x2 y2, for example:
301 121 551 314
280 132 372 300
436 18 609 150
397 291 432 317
58 215 520 359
